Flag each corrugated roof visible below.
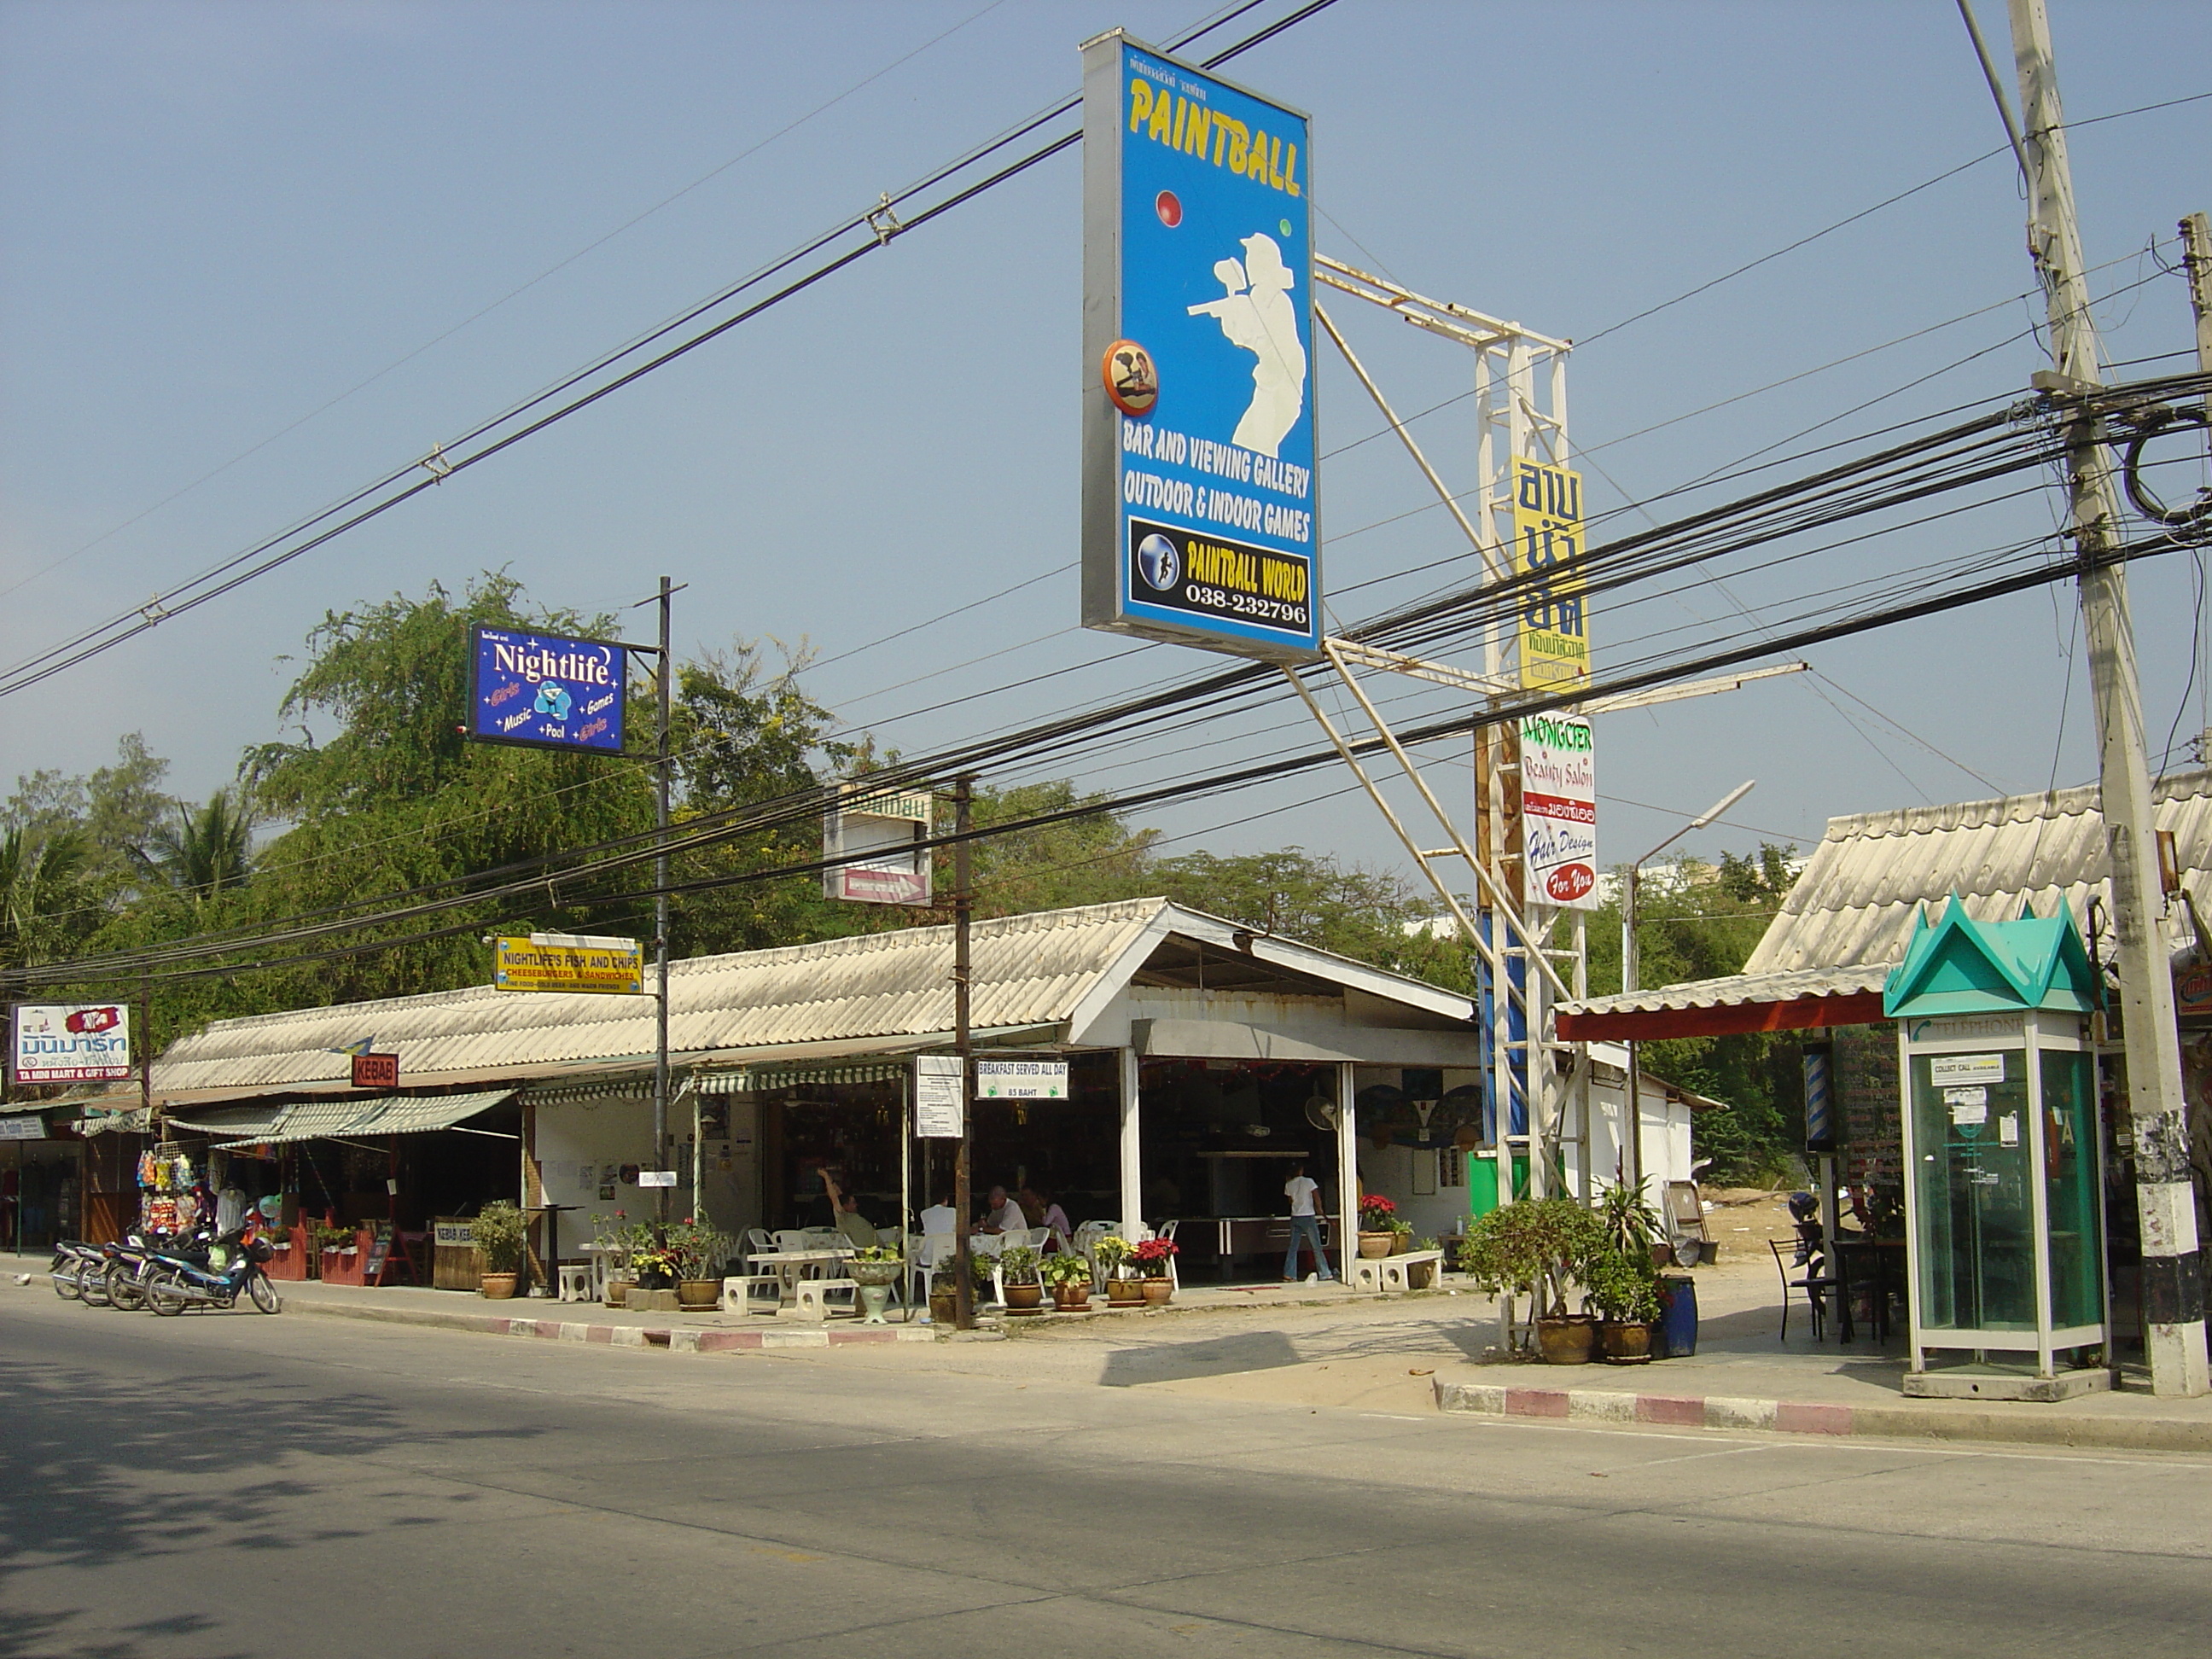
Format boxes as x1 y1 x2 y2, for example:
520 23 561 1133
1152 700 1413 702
1560 964 1893 1020
1743 768 2212 977
152 899 1472 1105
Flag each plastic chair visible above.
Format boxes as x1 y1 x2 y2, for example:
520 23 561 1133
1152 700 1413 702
771 1229 809 1254
1769 1238 1837 1342
1156 1218 1182 1290
742 1227 776 1271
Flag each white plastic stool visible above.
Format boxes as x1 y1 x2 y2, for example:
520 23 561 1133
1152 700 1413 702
556 1264 593 1302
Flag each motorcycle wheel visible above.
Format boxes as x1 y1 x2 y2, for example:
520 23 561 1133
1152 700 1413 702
108 1263 148 1312
247 1273 282 1315
53 1259 81 1300
77 1260 114 1307
144 1272 189 1317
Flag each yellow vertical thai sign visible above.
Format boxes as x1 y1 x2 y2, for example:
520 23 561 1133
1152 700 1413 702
1512 456 1587 691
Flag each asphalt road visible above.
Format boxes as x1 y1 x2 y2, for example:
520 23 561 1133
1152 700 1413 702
3 1287 2208 1659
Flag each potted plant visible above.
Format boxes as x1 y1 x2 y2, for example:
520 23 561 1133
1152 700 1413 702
1453 1196 1607 1363
667 1219 731 1309
847 1243 905 1323
1039 1249 1093 1312
928 1254 990 1324
1585 1245 1662 1363
629 1245 678 1290
1357 1195 1400 1259
596 1214 648 1306
472 1200 527 1300
1132 1236 1179 1304
998 1245 1045 1313
1091 1234 1143 1305
1598 1179 1666 1268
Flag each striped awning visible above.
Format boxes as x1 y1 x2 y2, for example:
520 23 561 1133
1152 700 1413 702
696 1062 908 1093
172 1090 515 1149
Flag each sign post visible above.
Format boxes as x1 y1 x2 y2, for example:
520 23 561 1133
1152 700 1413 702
1081 30 1318 661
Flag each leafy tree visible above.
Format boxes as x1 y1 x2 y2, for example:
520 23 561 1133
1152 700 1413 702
0 825 96 970
1584 845 1804 1184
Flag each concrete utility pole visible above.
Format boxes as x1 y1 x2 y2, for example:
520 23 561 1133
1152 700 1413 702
2005 0 2208 1394
2182 213 2212 429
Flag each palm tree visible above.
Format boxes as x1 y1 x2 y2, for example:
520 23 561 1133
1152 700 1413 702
139 789 255 900
0 825 90 969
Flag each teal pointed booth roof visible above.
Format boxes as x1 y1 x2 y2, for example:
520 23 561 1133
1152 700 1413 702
1882 896 2099 1019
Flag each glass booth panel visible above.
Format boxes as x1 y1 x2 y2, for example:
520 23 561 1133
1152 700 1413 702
1910 1050 2035 1331
2039 1047 2103 1329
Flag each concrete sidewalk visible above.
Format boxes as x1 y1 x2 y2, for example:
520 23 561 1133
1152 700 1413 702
1425 1260 2212 1453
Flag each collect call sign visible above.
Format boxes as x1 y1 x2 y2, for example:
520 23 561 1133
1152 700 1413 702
1080 30 1319 661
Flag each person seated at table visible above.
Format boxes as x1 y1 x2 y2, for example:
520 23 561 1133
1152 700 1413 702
976 1185 1028 1234
918 1192 957 1237
1021 1185 1072 1247
1786 1190 1825 1268
818 1167 878 1249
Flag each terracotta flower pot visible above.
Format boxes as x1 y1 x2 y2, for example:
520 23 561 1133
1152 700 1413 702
1051 1282 1092 1312
1004 1283 1045 1313
1598 1319 1655 1364
1140 1278 1173 1306
1106 1278 1145 1307
480 1272 519 1301
605 1279 632 1308
1535 1315 1598 1365
1358 1231 1395 1259
929 1291 957 1324
678 1279 720 1310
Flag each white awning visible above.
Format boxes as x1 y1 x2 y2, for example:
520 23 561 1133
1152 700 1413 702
172 1090 515 1149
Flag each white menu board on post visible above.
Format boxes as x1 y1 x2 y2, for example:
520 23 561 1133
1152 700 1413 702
914 1055 965 1138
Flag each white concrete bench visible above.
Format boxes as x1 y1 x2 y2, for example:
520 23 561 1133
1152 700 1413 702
720 1274 783 1314
1351 1249 1444 1295
791 1278 858 1322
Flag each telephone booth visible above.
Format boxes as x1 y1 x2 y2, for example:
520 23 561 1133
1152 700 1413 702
1885 900 2110 1400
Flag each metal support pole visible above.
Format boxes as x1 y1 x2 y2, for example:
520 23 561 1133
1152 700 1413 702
1622 865 1643 1196
653 575 673 1246
2008 0 2207 1394
952 775 975 1331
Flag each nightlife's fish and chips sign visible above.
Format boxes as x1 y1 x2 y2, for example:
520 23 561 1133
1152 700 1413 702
469 626 626 754
1080 30 1319 661
493 934 645 996
9 1003 131 1084
1519 713 1597 910
1512 457 1588 691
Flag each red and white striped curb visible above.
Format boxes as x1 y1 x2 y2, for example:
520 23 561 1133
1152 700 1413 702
1432 1376 2212 1452
291 1299 932 1351
1434 1378 1847 1435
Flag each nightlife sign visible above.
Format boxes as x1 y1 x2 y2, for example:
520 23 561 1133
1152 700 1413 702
469 626 626 754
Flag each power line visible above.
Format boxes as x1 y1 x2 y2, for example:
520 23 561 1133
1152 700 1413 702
0 0 1342 704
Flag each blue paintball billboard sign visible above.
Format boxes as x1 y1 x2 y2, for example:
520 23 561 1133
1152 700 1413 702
469 626 626 754
1080 30 1319 661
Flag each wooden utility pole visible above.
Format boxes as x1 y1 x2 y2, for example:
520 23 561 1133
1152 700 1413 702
952 776 975 1331
2006 0 2207 1394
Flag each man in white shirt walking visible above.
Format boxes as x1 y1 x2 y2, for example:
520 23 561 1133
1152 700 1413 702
1283 1161 1335 1282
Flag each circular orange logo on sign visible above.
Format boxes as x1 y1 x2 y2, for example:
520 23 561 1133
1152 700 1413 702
1103 339 1158 416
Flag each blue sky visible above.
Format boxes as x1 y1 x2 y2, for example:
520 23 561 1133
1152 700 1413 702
3 0 2209 882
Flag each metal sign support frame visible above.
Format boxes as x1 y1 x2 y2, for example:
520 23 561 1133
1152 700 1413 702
1298 257 1806 1249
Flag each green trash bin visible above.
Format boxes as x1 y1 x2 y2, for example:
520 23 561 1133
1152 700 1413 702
1465 1153 1530 1218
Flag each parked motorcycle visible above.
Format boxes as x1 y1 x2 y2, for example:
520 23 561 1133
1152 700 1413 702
47 1240 104 1301
143 1228 281 1316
